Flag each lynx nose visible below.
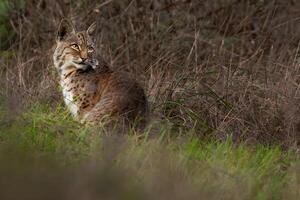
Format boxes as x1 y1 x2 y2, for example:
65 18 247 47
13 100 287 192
81 50 88 61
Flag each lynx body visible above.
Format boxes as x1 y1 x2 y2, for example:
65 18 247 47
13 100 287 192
53 19 148 126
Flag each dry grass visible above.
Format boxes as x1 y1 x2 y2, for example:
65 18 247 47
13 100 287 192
1 0 300 145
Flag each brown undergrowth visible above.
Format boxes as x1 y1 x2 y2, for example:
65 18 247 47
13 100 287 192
1 0 300 146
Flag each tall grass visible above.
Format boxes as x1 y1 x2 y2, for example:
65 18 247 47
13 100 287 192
1 0 300 145
1 0 300 199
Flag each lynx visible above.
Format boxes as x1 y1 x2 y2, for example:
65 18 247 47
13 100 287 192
53 19 148 128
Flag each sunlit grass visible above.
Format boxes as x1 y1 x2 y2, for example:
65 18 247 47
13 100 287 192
0 102 299 199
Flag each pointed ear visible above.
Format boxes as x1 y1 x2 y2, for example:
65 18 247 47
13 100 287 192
56 19 75 41
87 22 97 36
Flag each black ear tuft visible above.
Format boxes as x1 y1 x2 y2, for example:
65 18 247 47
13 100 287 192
87 22 97 36
57 19 75 41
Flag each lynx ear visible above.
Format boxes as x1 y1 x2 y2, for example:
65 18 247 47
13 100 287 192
87 22 97 36
57 19 75 41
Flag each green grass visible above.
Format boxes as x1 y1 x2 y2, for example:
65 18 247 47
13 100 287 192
0 102 300 200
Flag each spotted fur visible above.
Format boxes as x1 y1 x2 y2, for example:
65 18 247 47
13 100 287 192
53 19 148 127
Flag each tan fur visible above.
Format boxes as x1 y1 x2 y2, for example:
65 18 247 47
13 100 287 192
53 19 148 127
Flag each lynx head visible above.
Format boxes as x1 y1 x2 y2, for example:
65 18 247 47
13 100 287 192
53 19 98 73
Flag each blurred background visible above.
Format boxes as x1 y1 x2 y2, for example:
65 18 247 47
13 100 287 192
1 0 300 199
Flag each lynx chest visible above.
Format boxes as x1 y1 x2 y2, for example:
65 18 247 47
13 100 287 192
60 78 79 117
60 72 102 118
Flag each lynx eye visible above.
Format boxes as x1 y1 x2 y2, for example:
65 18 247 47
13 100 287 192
71 44 80 51
87 46 94 53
